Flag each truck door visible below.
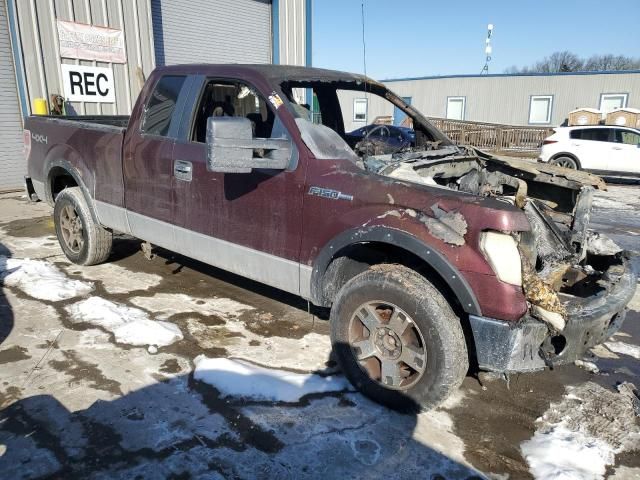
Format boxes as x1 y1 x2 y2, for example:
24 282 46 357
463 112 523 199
610 128 640 175
123 74 192 250
170 77 307 296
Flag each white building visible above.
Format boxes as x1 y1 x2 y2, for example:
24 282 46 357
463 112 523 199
339 71 640 132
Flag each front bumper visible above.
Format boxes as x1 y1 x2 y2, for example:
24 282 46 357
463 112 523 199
469 257 637 373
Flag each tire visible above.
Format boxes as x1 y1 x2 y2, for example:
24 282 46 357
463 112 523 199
550 156 578 169
330 264 468 412
53 187 112 265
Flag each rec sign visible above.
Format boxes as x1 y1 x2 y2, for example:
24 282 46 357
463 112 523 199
61 64 115 103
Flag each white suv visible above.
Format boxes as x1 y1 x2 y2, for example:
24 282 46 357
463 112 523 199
539 126 640 176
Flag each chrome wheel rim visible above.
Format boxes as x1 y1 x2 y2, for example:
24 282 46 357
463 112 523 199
59 205 84 253
348 301 427 390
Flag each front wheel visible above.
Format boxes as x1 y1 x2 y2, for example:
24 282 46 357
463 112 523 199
330 264 468 412
550 156 578 169
53 187 112 265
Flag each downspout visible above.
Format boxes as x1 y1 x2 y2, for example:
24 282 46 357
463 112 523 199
5 0 30 119
271 0 280 64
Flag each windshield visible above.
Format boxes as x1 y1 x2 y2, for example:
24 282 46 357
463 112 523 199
279 80 452 160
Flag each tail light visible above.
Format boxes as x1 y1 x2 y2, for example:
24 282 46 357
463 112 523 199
23 130 31 159
542 140 558 145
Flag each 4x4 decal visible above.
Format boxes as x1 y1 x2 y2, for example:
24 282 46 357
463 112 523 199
307 186 354 202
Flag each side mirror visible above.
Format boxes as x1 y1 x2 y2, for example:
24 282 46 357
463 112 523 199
206 117 291 173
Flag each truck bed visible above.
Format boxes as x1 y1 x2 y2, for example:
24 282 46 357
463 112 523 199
25 114 129 208
36 115 130 130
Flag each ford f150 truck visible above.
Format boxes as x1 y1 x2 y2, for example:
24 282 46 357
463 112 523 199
24 65 636 411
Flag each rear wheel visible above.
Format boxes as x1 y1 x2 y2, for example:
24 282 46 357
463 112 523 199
330 264 468 412
550 156 578 169
54 187 112 265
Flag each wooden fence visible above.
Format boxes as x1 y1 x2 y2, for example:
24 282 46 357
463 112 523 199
426 117 552 156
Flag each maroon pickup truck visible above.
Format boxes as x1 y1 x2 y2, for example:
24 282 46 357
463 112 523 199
24 65 636 411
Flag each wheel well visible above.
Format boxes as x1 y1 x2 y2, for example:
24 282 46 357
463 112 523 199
321 242 464 313
320 242 478 369
551 152 581 169
48 167 78 201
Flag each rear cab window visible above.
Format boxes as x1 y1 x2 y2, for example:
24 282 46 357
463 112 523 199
141 75 187 138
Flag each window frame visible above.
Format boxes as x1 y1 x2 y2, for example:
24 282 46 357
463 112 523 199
570 127 612 143
140 74 189 140
185 76 280 145
599 93 629 113
353 98 368 122
446 96 466 121
528 95 554 125
614 128 640 146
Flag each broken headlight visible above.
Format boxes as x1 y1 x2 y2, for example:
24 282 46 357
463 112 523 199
479 231 522 286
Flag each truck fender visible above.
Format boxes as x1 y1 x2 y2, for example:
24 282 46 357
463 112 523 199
309 225 482 316
45 158 100 225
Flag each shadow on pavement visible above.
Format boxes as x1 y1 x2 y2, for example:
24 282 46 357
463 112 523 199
0 243 14 346
0 364 483 479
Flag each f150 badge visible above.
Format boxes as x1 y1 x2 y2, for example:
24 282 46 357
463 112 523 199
308 186 353 201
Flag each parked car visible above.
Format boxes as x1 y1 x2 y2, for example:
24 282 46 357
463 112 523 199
539 125 640 176
345 124 415 154
24 64 636 412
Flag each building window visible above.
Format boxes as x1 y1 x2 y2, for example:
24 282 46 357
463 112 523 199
600 93 628 114
446 96 466 120
353 98 367 122
529 95 553 124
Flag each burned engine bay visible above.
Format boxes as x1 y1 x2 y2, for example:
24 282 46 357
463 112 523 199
361 145 631 336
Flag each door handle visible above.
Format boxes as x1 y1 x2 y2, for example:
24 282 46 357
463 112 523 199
174 160 193 181
612 146 623 150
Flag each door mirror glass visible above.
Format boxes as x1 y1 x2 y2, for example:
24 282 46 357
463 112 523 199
206 117 291 173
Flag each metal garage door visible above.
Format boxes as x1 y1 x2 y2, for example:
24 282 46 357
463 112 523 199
152 0 272 66
0 0 26 191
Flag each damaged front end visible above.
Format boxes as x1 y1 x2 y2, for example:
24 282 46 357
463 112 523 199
363 146 637 373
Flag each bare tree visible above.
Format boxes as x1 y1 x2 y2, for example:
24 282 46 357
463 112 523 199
533 51 583 73
505 51 640 73
583 54 640 71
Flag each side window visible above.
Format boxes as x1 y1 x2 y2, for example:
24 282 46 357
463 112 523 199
579 128 610 142
615 129 640 145
141 75 187 137
569 130 583 140
191 80 276 143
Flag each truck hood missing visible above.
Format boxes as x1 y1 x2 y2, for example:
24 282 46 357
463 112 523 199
362 145 633 336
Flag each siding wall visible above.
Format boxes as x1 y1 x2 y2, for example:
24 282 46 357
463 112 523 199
12 0 155 116
340 72 640 132
152 0 271 66
277 0 307 67
0 0 27 190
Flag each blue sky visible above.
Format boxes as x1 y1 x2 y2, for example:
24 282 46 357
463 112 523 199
312 0 640 79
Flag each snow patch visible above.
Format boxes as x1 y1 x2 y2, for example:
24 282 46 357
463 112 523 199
130 293 253 319
521 382 640 480
66 297 183 348
0 256 93 301
193 356 351 402
522 425 614 479
604 341 640 360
